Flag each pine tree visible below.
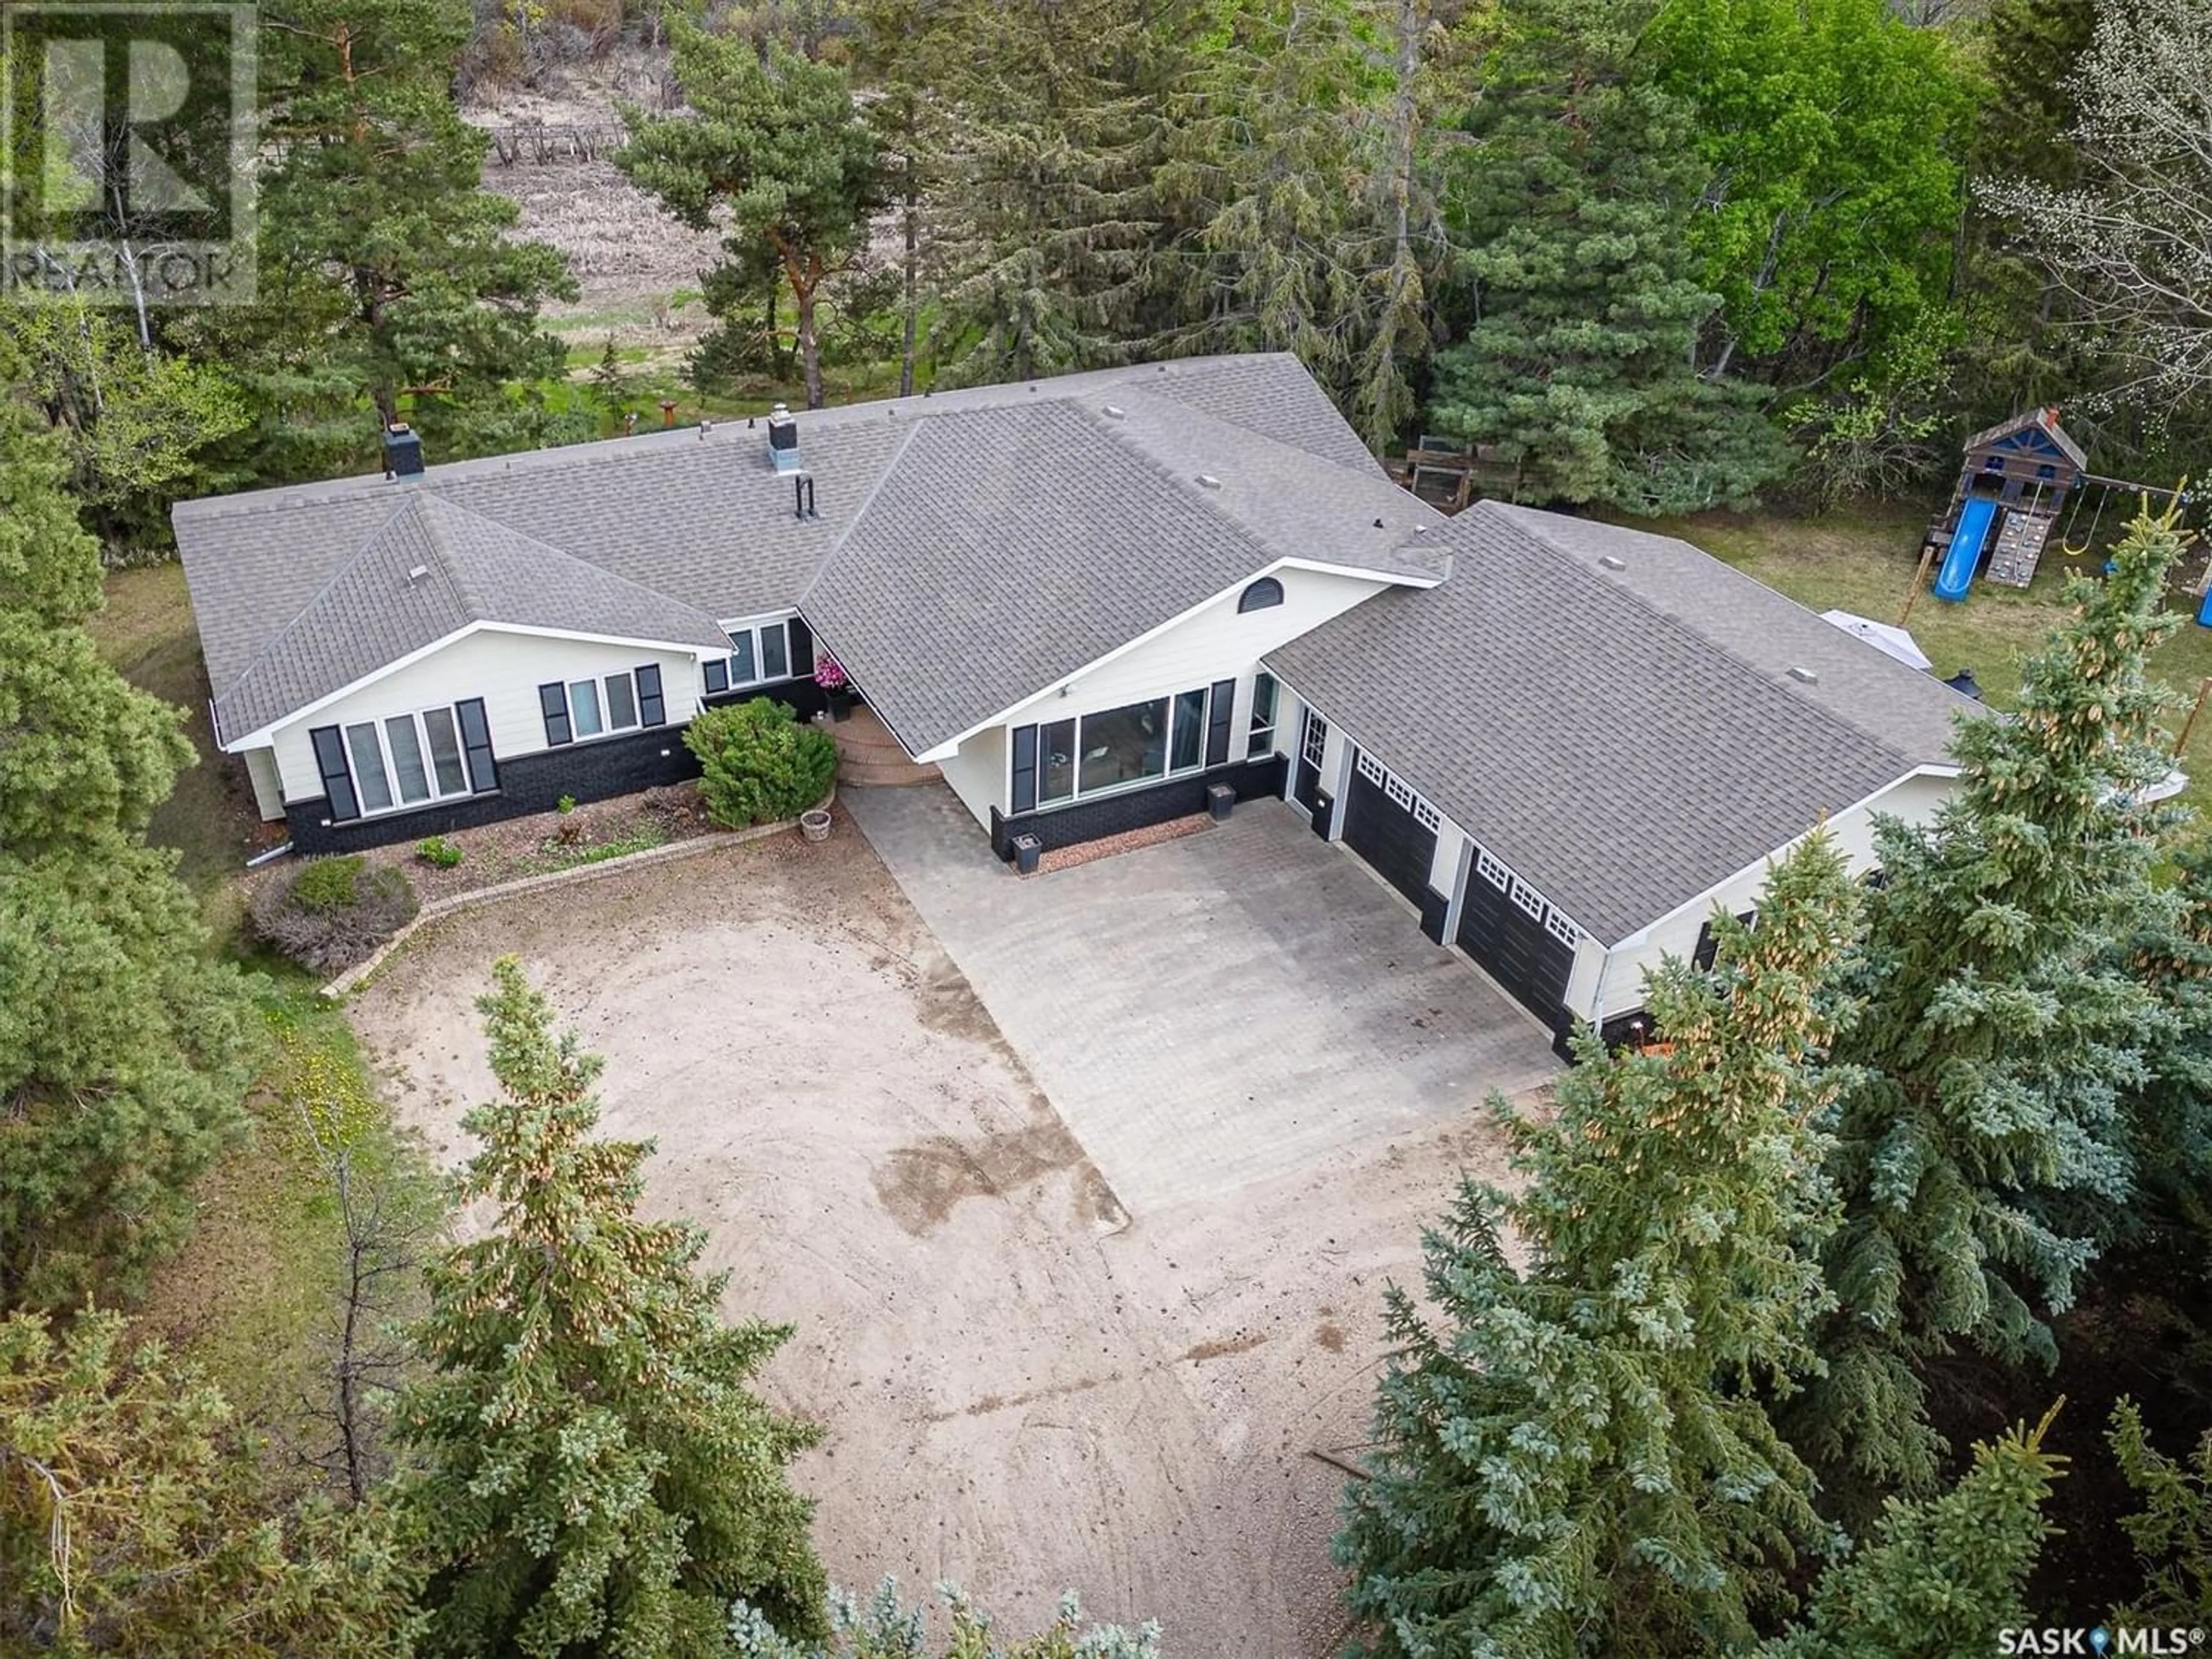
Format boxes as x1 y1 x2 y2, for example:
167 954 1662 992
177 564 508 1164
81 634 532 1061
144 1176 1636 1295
0 385 255 1312
1791 506 2188 1498
1335 835 1861 1656
2111 1397 2212 1627
0 1308 417 1654
397 959 828 1657
1760 1407 2064 1657
2115 843 2212 1241
178 0 577 479
1427 0 1788 513
925 0 1169 385
730 1578 1161 1658
615 26 884 411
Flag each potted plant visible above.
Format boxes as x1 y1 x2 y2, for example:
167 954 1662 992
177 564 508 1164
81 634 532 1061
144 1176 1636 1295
815 652 854 721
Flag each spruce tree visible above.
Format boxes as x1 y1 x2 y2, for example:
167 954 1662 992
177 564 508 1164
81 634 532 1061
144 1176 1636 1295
1793 507 2187 1497
2115 843 2212 1241
0 385 254 1312
2111 1398 2212 1628
1760 1408 2064 1657
1427 0 1787 513
397 959 827 1657
1335 835 1860 1656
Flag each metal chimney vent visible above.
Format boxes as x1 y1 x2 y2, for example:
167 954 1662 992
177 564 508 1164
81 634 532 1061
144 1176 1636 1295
1789 666 1819 684
381 422 423 479
405 564 429 582
1599 554 1627 571
1196 473 1222 490
766 403 801 474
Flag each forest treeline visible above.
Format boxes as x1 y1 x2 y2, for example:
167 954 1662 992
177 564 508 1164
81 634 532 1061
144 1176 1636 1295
5 0 2211 560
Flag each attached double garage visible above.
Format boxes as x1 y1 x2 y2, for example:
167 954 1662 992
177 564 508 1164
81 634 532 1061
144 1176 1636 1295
1302 709 1584 1043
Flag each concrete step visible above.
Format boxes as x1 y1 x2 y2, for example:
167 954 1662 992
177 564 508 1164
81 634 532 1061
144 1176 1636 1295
838 756 942 787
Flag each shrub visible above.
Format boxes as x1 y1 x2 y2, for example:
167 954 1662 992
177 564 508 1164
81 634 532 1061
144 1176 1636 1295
683 698 837 828
556 794 577 814
251 855 419 974
415 835 464 869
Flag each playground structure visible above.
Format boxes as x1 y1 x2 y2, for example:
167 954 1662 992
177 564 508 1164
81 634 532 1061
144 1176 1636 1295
1925 407 2086 602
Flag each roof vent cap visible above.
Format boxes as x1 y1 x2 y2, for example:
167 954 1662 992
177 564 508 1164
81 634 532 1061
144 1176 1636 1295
1599 554 1627 571
1789 665 1819 684
405 563 429 582
1103 404 1125 420
1197 473 1222 490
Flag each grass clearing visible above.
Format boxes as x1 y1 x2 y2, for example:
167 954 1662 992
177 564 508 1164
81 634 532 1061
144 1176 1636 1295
89 565 441 1482
1648 504 2212 820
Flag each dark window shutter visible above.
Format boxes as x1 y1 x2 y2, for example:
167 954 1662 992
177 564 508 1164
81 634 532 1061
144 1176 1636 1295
454 699 498 793
539 681 573 746
309 725 360 821
635 664 665 726
703 657 730 695
787 615 815 677
1204 679 1236 767
1692 922 1718 973
1010 725 1038 815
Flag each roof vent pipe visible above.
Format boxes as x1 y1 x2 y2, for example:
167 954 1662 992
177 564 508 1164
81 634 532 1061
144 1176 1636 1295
793 475 817 521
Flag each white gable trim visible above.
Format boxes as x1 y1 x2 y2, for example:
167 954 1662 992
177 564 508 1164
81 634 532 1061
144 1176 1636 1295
1601 763 1963 950
218 620 724 750
906 556 1437 763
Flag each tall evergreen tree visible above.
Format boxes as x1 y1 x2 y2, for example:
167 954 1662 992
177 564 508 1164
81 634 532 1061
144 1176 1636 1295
178 0 576 480
1427 0 1788 512
925 0 1168 385
2111 1397 2212 1628
1760 1408 2064 1658
2113 842 2212 1241
616 26 884 411
0 380 254 1312
1336 835 1860 1656
1792 507 2187 1498
397 959 827 1658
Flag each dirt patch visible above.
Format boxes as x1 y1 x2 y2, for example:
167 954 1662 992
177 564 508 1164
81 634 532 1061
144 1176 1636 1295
343 812 1516 1656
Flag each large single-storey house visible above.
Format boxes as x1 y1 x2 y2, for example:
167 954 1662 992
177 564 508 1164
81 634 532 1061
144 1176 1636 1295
174 353 1972 1046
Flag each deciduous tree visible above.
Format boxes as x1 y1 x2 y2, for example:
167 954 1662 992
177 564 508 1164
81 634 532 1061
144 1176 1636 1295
397 959 827 1657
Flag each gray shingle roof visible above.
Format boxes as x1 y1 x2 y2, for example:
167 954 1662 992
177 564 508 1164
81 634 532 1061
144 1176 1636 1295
1266 502 1976 945
175 353 1416 741
799 388 1445 755
209 496 730 740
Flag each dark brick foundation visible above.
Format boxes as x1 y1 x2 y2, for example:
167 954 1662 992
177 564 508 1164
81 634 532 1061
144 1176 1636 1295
988 754 1287 860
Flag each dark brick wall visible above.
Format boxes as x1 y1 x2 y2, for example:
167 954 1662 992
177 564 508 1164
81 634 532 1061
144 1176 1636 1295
703 675 827 721
286 722 703 853
988 754 1287 859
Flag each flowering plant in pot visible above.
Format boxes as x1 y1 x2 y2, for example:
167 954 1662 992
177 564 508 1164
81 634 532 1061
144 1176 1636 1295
815 652 853 718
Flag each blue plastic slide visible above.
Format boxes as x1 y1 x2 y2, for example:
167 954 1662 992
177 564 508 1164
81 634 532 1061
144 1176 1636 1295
1935 496 1997 603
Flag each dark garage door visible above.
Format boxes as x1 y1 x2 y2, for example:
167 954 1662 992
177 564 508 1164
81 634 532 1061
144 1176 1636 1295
1456 851 1577 1029
1343 749 1438 910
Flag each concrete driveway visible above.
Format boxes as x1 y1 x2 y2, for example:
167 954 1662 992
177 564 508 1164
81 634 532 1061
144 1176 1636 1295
842 787 1559 1214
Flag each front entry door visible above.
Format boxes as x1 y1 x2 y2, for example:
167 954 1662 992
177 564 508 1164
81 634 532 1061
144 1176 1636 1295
1295 709 1328 815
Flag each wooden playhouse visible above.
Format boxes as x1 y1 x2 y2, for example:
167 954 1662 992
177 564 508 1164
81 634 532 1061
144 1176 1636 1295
1926 407 2086 599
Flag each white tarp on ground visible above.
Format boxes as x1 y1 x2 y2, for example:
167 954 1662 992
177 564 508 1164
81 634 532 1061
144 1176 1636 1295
1820 608 1934 671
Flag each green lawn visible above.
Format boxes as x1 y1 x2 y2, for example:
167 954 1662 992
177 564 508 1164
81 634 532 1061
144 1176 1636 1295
1645 503 2212 820
89 565 435 1469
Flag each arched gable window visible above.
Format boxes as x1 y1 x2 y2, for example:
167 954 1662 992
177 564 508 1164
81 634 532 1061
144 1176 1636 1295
1238 576 1285 613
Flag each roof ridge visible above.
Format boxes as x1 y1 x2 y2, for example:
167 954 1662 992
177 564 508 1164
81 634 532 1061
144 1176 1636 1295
214 494 445 709
1469 503 1921 767
410 493 726 631
801 415 926 609
1072 399 1287 570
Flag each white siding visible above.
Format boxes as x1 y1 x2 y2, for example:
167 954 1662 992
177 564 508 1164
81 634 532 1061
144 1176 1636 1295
940 723 1006 830
243 745 285 820
266 628 706 802
1586 769 1956 1021
982 566 1391 742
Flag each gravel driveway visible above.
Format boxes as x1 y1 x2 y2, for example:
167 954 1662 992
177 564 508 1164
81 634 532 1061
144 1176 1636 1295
347 805 1531 1656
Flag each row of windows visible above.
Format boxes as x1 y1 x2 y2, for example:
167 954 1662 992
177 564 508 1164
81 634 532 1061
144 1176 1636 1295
539 665 666 747
1470 836 1581 948
310 700 497 824
1357 748 1442 832
702 619 793 696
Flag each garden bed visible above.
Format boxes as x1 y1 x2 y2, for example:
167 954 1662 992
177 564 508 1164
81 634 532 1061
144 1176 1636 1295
357 783 717 906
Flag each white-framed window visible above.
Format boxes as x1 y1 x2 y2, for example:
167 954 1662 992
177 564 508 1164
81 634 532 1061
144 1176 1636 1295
1413 798 1441 832
1302 709 1328 768
1476 847 1510 889
1510 876 1544 919
1010 680 1236 813
342 704 473 815
1358 749 1440 829
703 618 793 695
1356 749 1385 786
569 671 641 738
1544 908 1580 946
1247 672 1278 757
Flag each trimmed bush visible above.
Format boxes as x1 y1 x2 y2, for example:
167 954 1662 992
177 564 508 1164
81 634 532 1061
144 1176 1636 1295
250 855 419 973
683 697 837 828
